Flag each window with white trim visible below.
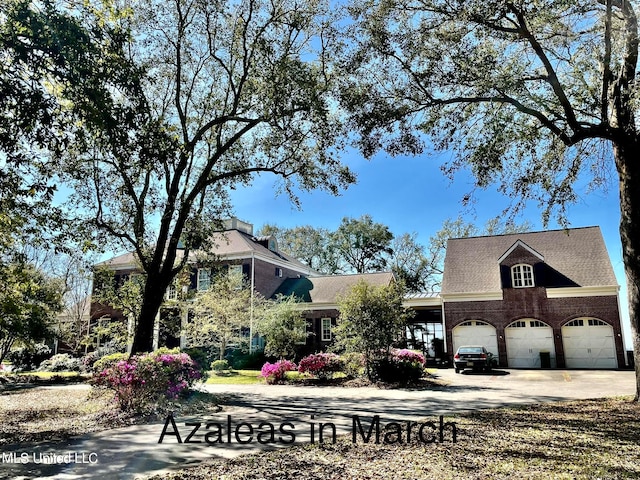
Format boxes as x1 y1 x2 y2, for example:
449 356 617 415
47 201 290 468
197 268 211 291
511 264 534 288
321 318 332 342
229 264 243 277
166 284 177 301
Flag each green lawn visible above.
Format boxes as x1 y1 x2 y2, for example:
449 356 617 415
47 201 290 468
205 369 263 385
21 371 84 378
0 371 88 380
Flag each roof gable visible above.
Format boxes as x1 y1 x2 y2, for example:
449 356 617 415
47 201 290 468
441 226 617 295
498 240 544 264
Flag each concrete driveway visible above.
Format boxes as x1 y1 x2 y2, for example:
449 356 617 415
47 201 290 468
1 369 635 480
202 368 636 420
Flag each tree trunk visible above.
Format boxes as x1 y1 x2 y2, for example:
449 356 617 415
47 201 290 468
614 136 640 401
130 270 173 355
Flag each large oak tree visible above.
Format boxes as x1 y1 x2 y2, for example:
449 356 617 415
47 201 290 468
339 0 640 398
1 0 355 354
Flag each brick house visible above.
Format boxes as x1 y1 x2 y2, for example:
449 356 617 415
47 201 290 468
90 218 317 349
441 226 626 368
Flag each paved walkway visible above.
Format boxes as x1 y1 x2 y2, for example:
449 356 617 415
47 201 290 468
0 369 635 480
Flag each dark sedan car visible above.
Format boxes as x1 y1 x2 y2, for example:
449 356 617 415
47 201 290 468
453 346 496 373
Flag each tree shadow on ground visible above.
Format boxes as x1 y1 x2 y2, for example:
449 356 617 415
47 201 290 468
457 369 511 376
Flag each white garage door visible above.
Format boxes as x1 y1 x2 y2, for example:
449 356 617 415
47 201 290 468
506 319 555 368
562 318 617 368
452 321 498 357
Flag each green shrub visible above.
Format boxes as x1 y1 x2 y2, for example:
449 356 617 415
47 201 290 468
153 346 181 355
183 347 210 374
93 352 129 373
341 352 365 379
81 343 126 372
210 359 230 372
38 354 82 372
227 349 265 369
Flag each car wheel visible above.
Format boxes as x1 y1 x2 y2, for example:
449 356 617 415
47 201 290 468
455 368 460 374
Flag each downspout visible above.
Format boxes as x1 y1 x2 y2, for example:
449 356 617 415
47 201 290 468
250 251 255 354
441 295 447 355
617 284 629 367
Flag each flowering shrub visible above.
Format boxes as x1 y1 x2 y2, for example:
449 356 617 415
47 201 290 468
392 349 425 365
371 349 425 384
8 344 52 371
260 360 296 384
94 350 202 412
38 353 82 372
298 353 344 380
81 351 100 372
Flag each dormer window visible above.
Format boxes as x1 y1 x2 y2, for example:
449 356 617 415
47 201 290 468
512 264 534 288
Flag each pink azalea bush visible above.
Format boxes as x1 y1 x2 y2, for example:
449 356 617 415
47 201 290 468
392 349 425 365
371 348 426 384
260 360 297 384
298 353 344 380
95 349 202 412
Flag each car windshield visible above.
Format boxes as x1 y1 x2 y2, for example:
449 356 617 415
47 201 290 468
458 347 483 354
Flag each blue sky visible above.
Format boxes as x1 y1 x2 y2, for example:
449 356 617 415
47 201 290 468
228 147 633 349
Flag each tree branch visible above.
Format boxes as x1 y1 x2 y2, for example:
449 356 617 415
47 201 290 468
426 94 572 143
602 0 613 123
174 0 189 145
506 3 581 133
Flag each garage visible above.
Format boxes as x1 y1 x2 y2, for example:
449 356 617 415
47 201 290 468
562 318 617 368
452 320 498 357
506 319 555 368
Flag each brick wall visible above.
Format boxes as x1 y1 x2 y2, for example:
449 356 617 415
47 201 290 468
251 258 307 299
444 290 625 368
301 309 339 353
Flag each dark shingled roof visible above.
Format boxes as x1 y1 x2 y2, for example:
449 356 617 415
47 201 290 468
441 226 617 295
274 272 395 304
96 229 313 274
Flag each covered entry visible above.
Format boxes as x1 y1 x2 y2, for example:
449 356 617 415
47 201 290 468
506 319 555 368
452 320 498 357
562 318 617 368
